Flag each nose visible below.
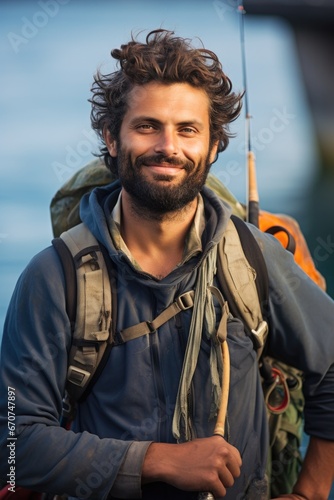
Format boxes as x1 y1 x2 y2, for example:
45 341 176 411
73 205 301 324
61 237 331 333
154 128 179 156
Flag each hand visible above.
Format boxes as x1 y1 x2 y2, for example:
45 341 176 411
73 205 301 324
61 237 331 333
142 435 242 498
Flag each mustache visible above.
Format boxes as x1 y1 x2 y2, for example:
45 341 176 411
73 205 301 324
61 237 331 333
135 154 193 171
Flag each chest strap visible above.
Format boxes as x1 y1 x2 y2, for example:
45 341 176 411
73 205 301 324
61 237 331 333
120 290 195 342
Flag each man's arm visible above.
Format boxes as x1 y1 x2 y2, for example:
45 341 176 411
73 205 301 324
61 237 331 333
293 436 334 499
0 247 137 497
273 436 334 500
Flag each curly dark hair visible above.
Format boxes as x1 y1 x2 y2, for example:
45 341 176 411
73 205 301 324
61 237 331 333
90 29 243 173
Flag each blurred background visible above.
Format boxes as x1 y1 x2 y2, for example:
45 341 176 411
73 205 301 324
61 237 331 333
0 0 334 496
1 1 334 328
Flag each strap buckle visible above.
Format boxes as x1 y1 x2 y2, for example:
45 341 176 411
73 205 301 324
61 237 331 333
251 320 268 349
175 291 194 311
146 321 156 334
67 365 91 387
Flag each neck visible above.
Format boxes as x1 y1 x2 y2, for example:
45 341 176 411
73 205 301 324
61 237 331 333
120 190 198 278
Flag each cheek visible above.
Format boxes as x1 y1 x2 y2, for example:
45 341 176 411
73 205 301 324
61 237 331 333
186 143 211 163
121 134 153 159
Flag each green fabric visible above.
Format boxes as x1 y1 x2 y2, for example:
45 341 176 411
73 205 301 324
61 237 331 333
50 159 117 237
172 244 223 443
265 361 304 496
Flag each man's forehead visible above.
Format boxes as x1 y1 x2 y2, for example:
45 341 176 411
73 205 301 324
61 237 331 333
127 81 209 103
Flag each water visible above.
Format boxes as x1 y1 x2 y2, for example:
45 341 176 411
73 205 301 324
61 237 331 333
1 1 333 497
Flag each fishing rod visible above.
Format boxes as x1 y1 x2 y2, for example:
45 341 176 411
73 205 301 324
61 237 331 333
197 340 230 500
239 0 260 228
198 3 259 499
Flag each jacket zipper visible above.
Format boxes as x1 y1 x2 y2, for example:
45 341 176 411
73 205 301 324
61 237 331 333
149 332 168 440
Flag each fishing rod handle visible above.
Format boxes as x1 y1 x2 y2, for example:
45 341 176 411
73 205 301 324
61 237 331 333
247 151 259 203
198 492 215 499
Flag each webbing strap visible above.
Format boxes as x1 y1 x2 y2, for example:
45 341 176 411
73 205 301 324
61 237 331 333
120 290 195 342
58 223 112 403
52 237 77 328
265 225 296 254
219 219 261 327
217 217 268 356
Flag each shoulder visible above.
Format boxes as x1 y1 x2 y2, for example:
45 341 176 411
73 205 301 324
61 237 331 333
244 223 317 306
9 245 67 315
2 245 72 370
245 222 297 271
20 245 66 286
246 222 334 337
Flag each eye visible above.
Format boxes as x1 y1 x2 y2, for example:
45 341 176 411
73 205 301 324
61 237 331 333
180 126 196 135
136 123 156 132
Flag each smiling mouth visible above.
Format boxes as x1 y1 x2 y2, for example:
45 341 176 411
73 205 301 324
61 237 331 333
143 160 183 167
136 154 192 174
143 163 184 174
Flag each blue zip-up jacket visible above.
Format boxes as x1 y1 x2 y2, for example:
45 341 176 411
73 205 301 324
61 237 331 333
1 182 334 499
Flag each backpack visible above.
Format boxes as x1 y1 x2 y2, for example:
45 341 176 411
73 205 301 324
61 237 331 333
49 159 316 497
50 158 326 291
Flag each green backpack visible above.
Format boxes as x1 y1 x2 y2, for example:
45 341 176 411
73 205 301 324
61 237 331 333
50 158 304 497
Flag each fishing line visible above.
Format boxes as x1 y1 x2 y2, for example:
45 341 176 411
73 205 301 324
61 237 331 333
238 0 251 152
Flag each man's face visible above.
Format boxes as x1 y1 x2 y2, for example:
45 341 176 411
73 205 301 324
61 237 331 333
105 81 218 216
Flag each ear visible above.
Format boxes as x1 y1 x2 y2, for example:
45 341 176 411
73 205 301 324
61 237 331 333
103 127 118 157
209 140 219 164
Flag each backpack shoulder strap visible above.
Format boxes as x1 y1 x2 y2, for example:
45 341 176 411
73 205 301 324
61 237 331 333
51 236 77 327
52 215 269 408
217 215 269 356
52 223 113 406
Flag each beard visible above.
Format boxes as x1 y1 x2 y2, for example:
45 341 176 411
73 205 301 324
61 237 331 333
116 147 213 220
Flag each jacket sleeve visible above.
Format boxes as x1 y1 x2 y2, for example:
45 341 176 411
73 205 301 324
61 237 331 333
250 226 334 440
0 246 150 498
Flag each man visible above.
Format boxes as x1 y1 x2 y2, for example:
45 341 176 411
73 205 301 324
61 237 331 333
0 29 334 499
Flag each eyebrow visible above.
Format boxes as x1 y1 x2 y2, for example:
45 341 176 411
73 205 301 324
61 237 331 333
128 116 206 129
